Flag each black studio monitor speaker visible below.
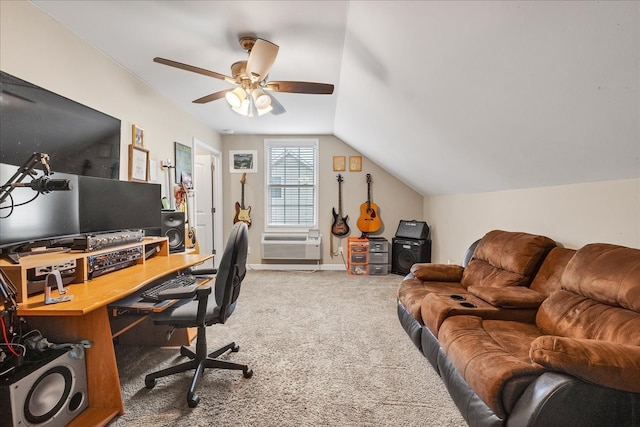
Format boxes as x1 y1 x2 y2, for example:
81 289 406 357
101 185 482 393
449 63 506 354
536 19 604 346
0 350 88 427
392 237 432 275
161 211 185 253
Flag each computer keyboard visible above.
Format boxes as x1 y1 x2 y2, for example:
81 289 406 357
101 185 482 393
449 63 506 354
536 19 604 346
139 275 197 302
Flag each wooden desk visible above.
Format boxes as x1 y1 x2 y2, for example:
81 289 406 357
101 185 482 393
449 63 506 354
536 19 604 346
12 250 213 427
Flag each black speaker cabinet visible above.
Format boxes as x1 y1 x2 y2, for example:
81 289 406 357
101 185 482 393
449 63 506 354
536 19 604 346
161 211 185 253
392 238 432 275
395 220 430 240
0 350 88 427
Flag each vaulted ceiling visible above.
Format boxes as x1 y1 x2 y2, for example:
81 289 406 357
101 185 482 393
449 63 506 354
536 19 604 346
33 1 639 196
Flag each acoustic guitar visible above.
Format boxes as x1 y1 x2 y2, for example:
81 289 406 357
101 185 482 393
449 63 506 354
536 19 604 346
331 174 350 237
357 173 381 235
178 180 197 248
234 172 252 227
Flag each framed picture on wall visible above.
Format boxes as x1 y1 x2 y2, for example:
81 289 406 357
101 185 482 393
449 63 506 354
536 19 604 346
333 156 346 171
174 141 192 184
229 150 258 173
132 124 144 147
128 144 149 182
349 156 362 172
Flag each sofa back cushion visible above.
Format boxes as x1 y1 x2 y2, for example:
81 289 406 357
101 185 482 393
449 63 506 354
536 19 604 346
536 243 640 345
560 243 640 313
460 230 556 289
528 247 576 296
536 290 640 345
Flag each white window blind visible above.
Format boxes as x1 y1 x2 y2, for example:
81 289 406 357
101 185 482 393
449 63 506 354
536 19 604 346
265 139 318 229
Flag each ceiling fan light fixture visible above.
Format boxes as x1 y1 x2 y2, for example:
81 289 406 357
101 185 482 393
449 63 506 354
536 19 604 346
225 87 246 108
257 104 273 116
252 88 271 109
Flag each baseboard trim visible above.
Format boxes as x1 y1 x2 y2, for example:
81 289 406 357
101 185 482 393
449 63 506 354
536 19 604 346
248 263 346 271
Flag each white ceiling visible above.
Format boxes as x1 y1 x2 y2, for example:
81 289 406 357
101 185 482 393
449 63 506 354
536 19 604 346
33 1 639 196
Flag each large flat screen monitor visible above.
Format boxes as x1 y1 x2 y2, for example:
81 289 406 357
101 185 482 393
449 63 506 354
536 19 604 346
78 175 162 234
0 71 121 179
0 162 80 250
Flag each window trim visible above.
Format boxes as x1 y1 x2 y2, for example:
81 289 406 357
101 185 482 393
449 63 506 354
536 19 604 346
264 138 319 232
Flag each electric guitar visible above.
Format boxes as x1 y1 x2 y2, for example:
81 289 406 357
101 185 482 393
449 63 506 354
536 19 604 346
331 174 350 236
357 173 381 235
234 173 252 227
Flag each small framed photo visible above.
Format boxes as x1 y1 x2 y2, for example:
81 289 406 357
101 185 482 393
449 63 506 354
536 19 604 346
229 150 258 173
128 144 149 182
349 156 362 172
333 156 346 171
132 124 144 147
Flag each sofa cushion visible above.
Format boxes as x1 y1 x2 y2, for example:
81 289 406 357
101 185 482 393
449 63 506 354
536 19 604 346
530 336 640 393
461 260 528 289
461 230 556 289
536 290 640 345
438 315 545 417
411 263 464 282
528 247 576 296
397 275 466 324
468 285 547 308
561 243 640 313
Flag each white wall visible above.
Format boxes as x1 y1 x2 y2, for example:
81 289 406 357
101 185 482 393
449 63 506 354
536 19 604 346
425 178 640 264
222 134 423 266
0 1 221 199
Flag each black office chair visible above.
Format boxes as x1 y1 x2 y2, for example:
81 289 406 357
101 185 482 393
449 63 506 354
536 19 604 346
144 222 252 407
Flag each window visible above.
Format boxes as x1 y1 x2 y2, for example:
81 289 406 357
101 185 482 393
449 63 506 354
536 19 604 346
264 139 318 230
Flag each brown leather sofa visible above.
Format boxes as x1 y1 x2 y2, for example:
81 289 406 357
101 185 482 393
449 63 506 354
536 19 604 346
397 231 640 427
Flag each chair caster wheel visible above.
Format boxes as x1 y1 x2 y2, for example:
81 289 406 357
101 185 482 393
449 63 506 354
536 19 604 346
232 343 240 352
243 368 253 378
145 377 157 389
180 346 191 357
187 393 200 408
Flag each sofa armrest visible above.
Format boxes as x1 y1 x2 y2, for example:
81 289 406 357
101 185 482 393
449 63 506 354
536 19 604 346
468 285 547 308
507 371 640 427
530 336 640 393
410 263 464 282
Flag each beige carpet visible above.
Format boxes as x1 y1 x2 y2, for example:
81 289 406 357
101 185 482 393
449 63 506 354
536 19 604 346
109 270 466 426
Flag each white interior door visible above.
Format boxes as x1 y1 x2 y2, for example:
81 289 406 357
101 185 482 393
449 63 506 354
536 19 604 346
194 139 223 269
195 154 213 265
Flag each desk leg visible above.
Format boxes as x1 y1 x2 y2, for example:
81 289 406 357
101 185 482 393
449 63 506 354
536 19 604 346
26 307 124 418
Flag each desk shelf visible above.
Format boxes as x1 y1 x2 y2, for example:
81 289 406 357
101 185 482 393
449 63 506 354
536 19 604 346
0 237 169 303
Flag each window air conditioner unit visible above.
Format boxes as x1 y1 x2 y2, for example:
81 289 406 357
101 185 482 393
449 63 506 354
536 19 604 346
261 232 322 260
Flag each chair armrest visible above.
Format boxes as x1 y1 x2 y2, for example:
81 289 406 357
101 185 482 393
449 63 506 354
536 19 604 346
156 284 199 301
188 267 217 277
530 336 640 393
468 285 547 308
410 263 464 282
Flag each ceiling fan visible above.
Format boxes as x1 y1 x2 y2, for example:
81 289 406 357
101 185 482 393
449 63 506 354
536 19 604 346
153 36 334 117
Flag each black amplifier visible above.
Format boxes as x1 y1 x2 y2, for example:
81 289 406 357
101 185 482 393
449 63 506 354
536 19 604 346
73 229 144 252
87 245 143 279
395 220 430 240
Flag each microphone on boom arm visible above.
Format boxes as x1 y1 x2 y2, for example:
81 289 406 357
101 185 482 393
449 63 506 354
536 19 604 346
12 176 72 194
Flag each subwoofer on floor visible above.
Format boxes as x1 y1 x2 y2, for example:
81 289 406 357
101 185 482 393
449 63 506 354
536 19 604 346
391 238 432 275
161 211 185 253
0 350 88 427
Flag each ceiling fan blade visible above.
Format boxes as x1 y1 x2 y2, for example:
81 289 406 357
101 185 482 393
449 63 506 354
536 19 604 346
268 94 286 115
153 57 234 83
265 81 334 95
193 89 232 104
246 39 279 83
